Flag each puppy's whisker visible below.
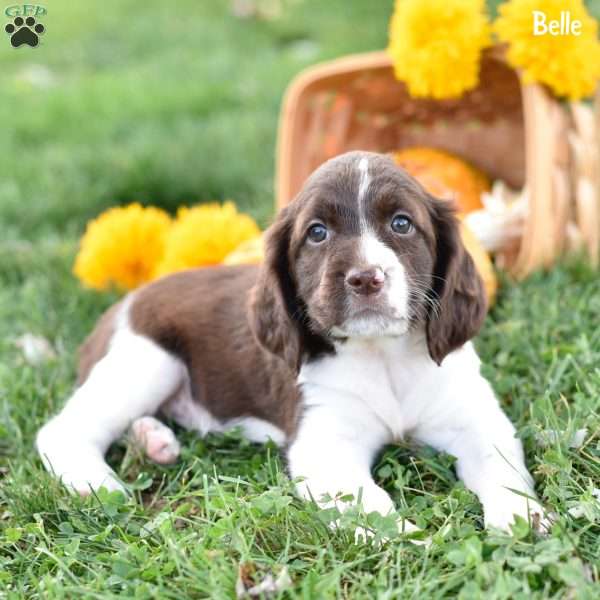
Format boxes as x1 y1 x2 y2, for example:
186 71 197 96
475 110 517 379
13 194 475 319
408 285 441 320
409 274 448 287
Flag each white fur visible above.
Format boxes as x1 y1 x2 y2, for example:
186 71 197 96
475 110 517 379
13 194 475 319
291 334 546 531
224 417 286 445
36 322 184 493
357 157 371 209
161 377 285 444
36 303 284 495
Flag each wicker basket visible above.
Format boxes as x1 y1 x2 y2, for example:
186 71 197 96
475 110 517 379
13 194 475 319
275 47 600 278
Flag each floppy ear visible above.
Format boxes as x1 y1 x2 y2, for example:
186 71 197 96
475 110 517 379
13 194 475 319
248 206 303 372
426 200 488 365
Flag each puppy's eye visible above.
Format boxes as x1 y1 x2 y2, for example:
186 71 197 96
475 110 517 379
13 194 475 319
391 214 413 235
307 223 328 243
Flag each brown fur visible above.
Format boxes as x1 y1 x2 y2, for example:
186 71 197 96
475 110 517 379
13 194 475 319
129 265 300 435
77 152 486 437
424 200 488 365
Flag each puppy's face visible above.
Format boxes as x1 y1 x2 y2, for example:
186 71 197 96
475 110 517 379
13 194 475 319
290 155 437 339
250 151 486 371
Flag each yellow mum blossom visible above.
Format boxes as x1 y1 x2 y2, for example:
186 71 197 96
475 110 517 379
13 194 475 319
495 0 600 100
155 202 261 277
387 0 491 99
73 203 171 291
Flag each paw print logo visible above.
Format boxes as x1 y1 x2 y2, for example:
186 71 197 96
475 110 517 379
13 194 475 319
5 16 45 48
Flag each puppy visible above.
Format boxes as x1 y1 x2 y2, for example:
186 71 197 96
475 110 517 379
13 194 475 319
37 151 546 532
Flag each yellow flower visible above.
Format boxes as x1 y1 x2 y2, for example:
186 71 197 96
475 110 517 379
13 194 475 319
155 202 261 277
73 203 171 291
387 0 491 99
495 0 600 100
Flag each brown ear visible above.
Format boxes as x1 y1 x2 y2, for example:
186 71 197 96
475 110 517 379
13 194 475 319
426 200 488 365
248 206 303 372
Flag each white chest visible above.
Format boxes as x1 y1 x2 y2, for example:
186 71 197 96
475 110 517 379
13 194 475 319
298 333 447 441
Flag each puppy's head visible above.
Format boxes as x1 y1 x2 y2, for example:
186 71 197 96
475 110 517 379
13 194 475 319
249 151 487 372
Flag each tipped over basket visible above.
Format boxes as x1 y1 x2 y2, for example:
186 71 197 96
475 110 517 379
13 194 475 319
275 47 600 278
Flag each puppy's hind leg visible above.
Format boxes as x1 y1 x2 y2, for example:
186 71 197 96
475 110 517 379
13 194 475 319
36 327 185 495
130 416 181 465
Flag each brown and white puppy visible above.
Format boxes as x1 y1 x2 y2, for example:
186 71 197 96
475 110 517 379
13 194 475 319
37 151 546 532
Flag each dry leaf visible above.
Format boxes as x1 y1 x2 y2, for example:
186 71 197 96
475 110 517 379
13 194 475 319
15 333 56 365
466 181 527 253
236 563 292 598
535 428 588 449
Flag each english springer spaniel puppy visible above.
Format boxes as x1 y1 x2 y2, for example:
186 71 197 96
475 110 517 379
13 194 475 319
37 151 547 533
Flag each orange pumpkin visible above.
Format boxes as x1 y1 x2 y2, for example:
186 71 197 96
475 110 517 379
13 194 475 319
392 147 490 214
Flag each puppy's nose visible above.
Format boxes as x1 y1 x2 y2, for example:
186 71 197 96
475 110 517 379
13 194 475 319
345 267 385 296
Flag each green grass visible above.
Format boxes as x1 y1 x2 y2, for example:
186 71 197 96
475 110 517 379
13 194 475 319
0 0 393 237
1 1 600 598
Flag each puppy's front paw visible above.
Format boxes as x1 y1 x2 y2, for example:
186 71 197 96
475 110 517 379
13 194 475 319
484 492 551 534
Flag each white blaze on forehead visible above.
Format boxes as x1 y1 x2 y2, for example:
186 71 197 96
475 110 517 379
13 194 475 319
357 157 370 199
357 157 371 226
